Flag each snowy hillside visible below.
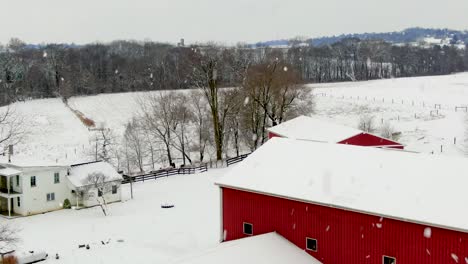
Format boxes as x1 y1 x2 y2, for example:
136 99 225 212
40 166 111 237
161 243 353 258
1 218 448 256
0 98 91 165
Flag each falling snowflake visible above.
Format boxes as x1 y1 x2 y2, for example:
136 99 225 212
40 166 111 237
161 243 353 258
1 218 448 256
424 227 432 238
150 73 153 79
451 253 459 263
325 225 330 232
223 230 227 241
379 217 383 222
426 249 431 255
376 223 382 229
283 66 288 72
290 208 294 216
115 69 119 74
464 257 468 264
292 223 296 230
252 134 257 141
43 51 47 58
244 97 249 106
61 77 64 81
366 255 370 259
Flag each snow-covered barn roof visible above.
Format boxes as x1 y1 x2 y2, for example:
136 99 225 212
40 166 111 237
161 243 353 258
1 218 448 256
267 115 363 143
68 161 123 188
172 232 321 264
216 138 468 233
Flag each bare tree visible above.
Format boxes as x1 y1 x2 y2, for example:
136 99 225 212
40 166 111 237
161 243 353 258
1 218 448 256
244 60 311 143
0 106 25 153
172 94 193 165
380 122 397 140
139 92 178 167
80 172 116 216
0 224 19 252
123 117 146 172
89 128 116 163
190 46 248 160
189 90 211 162
358 115 376 133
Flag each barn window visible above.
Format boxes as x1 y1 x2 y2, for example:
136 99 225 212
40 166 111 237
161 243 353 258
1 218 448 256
383 256 396 264
306 237 317 252
243 222 253 235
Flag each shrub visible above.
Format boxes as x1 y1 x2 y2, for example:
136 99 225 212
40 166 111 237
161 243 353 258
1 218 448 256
63 198 71 209
358 115 376 133
3 255 18 264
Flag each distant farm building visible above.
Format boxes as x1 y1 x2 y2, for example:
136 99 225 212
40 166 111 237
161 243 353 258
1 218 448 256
268 115 404 149
216 138 468 263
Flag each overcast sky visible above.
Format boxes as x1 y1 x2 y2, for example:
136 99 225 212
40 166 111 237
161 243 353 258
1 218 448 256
1 0 467 45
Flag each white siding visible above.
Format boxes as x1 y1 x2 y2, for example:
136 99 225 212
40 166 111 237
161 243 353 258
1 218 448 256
17 167 75 216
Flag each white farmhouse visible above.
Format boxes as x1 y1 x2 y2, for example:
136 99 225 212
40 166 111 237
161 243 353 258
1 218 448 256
0 160 123 218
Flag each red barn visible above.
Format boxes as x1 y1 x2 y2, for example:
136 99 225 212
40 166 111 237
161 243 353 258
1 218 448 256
216 138 468 264
268 115 404 149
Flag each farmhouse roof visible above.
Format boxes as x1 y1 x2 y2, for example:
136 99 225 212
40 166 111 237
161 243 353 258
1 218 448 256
68 161 123 187
0 166 21 176
216 137 468 233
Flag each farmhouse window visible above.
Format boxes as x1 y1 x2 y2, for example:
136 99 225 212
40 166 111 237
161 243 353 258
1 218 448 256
306 237 318 252
30 176 36 187
16 175 19 186
46 193 55 201
383 256 396 264
17 197 20 207
98 189 103 197
112 185 117 194
243 222 253 235
54 172 60 184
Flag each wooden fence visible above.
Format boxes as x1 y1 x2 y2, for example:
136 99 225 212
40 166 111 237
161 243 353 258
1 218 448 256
226 153 251 167
122 164 208 184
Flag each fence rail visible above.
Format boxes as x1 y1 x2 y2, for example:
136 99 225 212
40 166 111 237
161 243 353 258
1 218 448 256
122 164 208 184
226 153 251 167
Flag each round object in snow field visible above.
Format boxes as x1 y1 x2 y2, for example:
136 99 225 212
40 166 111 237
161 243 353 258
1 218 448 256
161 203 175 209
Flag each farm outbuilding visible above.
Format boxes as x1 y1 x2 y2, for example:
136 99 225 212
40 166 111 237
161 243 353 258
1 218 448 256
216 138 468 263
268 115 404 149
174 232 322 264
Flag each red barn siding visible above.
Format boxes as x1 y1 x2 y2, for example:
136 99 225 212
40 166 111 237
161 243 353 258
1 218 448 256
222 187 468 264
338 133 404 149
268 132 282 139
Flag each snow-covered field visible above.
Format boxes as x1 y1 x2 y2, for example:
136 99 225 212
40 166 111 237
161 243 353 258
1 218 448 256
3 73 468 165
310 73 468 156
10 168 226 264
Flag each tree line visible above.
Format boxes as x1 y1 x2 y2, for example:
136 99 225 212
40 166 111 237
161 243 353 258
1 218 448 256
1 38 467 106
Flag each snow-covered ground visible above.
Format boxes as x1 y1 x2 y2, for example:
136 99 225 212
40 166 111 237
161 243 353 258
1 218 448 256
0 98 91 165
10 168 227 264
3 73 468 166
310 73 468 156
